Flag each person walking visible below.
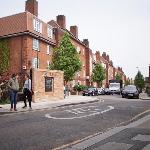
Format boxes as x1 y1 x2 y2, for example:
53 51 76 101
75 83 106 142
22 74 32 109
8 73 19 111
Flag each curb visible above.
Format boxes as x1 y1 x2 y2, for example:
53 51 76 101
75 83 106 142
54 110 150 150
0 99 99 115
140 97 150 100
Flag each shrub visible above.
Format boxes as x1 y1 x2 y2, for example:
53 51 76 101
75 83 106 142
73 84 88 92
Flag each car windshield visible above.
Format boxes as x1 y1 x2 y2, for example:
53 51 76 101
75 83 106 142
109 83 120 87
88 88 95 91
125 85 136 90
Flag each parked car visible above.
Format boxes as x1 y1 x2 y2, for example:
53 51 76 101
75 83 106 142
104 88 111 95
97 87 105 95
121 85 139 99
82 87 98 96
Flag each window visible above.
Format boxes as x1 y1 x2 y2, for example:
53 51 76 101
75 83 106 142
33 39 39 51
47 60 50 69
47 26 53 38
47 45 51 54
45 77 54 92
83 49 85 55
77 46 81 54
32 58 40 68
33 18 42 33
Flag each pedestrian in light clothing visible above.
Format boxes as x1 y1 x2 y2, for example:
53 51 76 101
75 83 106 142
22 74 32 109
8 73 19 111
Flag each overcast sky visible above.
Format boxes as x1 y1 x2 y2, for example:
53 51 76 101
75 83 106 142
1 0 150 79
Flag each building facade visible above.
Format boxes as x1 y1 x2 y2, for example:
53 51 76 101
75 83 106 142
0 0 127 88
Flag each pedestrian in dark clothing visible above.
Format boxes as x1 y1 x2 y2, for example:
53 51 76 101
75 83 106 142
22 74 32 109
8 73 19 111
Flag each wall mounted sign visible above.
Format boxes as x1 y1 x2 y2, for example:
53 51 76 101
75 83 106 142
45 77 54 92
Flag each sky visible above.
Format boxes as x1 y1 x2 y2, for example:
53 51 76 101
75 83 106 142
0 0 150 79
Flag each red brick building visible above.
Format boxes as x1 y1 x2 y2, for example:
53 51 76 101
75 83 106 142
0 0 55 76
0 0 127 88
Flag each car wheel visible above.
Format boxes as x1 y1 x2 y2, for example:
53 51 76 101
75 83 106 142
122 95 124 98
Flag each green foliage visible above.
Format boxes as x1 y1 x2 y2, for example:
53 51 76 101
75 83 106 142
92 63 105 87
134 71 145 92
73 84 87 92
0 39 10 74
115 73 122 80
125 79 130 86
50 33 81 83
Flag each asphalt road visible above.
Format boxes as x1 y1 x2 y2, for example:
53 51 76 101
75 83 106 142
0 95 150 150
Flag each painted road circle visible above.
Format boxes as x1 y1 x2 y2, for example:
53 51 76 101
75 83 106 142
45 106 114 120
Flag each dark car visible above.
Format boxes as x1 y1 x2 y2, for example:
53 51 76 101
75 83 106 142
82 87 98 96
121 85 139 99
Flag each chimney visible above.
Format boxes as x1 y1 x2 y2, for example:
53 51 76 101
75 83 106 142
25 0 38 16
56 15 66 29
106 55 109 62
96 51 101 62
70 26 78 38
102 52 107 60
83 39 89 47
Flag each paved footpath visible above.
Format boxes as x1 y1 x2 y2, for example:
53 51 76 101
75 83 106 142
64 114 150 150
0 95 98 114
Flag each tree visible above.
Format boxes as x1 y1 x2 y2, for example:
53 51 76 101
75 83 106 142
134 71 145 93
115 73 122 80
50 33 81 84
125 79 130 86
92 63 105 87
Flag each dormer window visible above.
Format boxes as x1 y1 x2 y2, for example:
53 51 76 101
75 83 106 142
33 18 42 33
47 25 53 38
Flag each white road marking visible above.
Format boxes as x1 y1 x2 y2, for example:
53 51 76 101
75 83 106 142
45 106 114 120
66 110 78 115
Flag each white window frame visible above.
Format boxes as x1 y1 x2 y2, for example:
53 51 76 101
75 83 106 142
77 46 81 54
33 39 39 51
47 45 51 54
47 25 53 38
47 60 50 68
33 18 42 33
32 58 40 69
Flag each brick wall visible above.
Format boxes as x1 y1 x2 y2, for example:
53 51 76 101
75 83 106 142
32 69 64 101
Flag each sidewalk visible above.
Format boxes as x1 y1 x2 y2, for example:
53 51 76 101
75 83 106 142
0 95 98 114
140 92 150 100
64 114 150 150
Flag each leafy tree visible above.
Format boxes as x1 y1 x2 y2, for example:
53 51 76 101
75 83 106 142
50 33 81 83
92 63 105 87
125 79 130 86
115 73 122 80
134 71 145 93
